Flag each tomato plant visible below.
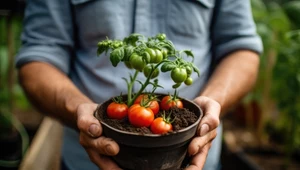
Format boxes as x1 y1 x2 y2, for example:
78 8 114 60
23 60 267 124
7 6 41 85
160 95 183 110
106 102 128 120
128 104 154 127
97 33 200 127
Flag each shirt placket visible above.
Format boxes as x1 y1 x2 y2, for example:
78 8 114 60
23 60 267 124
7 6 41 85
133 0 152 36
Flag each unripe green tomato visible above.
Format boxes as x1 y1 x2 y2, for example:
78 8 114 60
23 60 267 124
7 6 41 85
156 33 166 41
186 66 193 76
146 48 157 63
142 52 151 63
154 49 163 63
113 43 120 48
97 42 103 47
125 61 133 69
130 53 146 72
162 48 168 59
103 42 109 47
143 65 159 79
184 77 193 85
171 67 187 83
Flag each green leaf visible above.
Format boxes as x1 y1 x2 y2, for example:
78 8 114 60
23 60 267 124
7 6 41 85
123 33 141 46
97 46 106 56
110 47 124 67
160 62 176 72
163 40 176 54
124 46 135 61
192 64 200 77
183 50 194 58
172 83 181 89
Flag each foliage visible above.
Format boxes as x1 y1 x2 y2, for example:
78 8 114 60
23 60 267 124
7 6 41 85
271 30 300 154
0 15 30 135
249 0 300 157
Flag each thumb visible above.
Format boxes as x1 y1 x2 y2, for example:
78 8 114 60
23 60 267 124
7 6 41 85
194 96 220 136
77 103 102 138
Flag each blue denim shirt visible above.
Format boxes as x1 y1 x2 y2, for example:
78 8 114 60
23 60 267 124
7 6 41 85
16 0 262 169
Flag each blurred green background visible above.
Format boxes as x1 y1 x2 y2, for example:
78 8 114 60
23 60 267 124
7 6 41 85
0 0 299 169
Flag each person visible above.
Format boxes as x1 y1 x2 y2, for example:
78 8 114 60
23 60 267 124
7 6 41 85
16 0 262 169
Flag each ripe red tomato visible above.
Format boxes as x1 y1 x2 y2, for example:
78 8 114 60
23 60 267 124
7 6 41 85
150 117 173 134
134 94 147 104
160 95 183 110
128 104 154 127
106 102 128 119
134 94 160 115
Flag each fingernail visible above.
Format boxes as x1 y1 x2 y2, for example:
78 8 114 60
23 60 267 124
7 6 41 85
106 144 115 155
200 124 209 136
88 124 100 137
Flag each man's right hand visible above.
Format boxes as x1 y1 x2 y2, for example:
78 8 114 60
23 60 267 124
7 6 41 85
77 103 122 170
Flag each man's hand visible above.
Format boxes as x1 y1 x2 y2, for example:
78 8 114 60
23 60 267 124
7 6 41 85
77 103 122 170
185 96 220 170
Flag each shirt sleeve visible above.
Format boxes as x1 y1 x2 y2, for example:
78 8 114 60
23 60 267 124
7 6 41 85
211 0 263 62
15 0 74 74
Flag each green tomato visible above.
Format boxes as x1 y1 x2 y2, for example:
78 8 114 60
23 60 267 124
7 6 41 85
156 33 166 41
125 61 133 69
154 49 163 63
146 48 157 63
161 48 168 59
186 65 193 76
113 43 120 48
130 53 146 72
184 77 193 85
142 52 151 63
143 65 159 79
171 67 187 83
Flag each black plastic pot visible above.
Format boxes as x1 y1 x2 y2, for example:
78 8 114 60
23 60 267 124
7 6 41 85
94 94 203 170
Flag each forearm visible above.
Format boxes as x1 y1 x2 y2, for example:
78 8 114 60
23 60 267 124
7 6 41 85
18 62 93 129
200 50 260 115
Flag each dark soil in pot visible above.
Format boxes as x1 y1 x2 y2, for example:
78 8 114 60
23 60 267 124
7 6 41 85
94 94 203 170
100 107 198 134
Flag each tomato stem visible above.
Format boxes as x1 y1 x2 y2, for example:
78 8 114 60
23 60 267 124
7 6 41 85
128 61 165 107
127 70 139 106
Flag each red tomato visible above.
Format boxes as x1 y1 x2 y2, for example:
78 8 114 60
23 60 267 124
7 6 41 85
134 94 160 115
160 95 183 110
128 104 154 127
148 101 159 115
106 102 128 119
134 94 148 104
150 117 173 134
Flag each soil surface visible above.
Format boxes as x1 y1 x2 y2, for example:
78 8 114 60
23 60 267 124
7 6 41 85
98 107 198 134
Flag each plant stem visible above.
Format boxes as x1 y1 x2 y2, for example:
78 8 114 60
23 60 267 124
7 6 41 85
128 62 165 106
127 70 139 106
